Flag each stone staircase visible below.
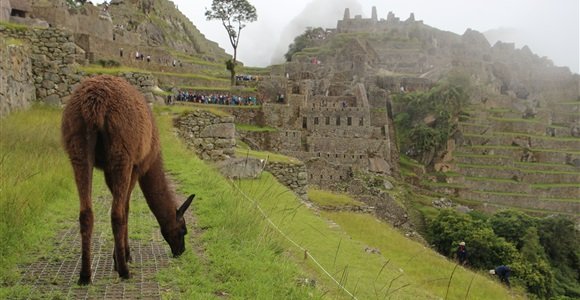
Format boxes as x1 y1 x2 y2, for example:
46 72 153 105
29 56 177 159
448 99 580 215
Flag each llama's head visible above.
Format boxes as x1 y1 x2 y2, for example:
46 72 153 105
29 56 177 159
162 194 195 257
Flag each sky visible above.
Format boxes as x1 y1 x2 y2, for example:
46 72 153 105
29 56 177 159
100 0 580 73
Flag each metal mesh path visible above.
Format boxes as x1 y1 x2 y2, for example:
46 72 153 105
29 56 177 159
15 194 180 300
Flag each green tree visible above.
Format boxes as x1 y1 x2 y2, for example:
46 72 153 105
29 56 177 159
489 210 538 250
427 209 518 269
538 216 580 298
511 227 555 299
205 0 257 86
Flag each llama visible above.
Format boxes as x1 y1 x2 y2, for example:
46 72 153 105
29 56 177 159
62 75 194 284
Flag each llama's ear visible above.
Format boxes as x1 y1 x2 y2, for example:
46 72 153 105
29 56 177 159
177 194 195 220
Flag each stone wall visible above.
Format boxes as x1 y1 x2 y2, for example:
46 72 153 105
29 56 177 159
174 110 236 161
0 35 35 116
265 161 308 200
0 25 81 105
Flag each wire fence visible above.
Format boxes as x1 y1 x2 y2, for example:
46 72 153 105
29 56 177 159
230 178 359 300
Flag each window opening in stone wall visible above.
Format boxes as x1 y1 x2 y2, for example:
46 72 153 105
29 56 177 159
335 154 338 158
336 117 341 126
381 126 386 136
302 117 307 129
330 175 333 180
314 117 319 125
320 174 323 179
359 117 364 126
339 176 343 180
285 132 288 136
347 117 352 126
326 117 330 125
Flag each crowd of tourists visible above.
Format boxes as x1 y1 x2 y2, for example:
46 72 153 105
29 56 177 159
172 91 260 106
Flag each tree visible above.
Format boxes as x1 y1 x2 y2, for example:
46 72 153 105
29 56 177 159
205 0 257 86
427 209 518 269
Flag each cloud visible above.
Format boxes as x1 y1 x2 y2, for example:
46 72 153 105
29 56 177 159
270 0 363 65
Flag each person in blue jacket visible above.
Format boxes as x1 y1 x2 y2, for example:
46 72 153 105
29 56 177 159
490 265 511 287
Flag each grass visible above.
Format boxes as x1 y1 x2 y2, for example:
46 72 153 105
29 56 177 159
235 148 301 165
0 105 110 286
308 189 365 207
321 212 523 299
153 71 229 82
77 65 151 75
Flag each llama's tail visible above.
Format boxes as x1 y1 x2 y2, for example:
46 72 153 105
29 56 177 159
79 90 108 130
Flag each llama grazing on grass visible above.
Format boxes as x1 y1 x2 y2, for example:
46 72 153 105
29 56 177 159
62 75 194 284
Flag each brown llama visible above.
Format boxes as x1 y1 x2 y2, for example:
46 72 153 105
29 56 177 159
61 75 194 285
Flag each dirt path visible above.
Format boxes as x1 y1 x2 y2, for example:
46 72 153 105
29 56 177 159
16 193 186 299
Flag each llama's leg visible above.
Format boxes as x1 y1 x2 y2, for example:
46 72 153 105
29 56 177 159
67 135 95 285
124 170 139 263
105 163 132 279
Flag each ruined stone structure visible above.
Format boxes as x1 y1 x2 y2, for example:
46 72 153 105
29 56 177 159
174 110 237 161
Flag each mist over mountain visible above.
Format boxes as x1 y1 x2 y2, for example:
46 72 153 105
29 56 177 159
484 27 579 74
270 0 362 65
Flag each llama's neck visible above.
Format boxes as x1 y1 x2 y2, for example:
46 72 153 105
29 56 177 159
138 155 177 228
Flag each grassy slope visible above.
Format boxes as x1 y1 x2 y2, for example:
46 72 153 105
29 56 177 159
0 106 520 299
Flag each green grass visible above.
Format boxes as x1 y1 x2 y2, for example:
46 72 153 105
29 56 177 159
77 65 151 75
235 148 301 164
308 189 365 207
488 117 542 123
0 21 28 31
321 212 523 299
153 71 229 82
236 124 277 132
0 105 106 284
454 152 510 159
530 183 580 189
154 113 317 298
458 163 580 175
464 176 517 183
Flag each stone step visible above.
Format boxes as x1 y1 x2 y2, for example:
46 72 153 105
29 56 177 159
453 153 512 166
457 163 580 184
462 177 531 193
462 132 580 150
531 185 580 199
460 190 580 214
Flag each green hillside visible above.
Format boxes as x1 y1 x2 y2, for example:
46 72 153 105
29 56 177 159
0 105 521 299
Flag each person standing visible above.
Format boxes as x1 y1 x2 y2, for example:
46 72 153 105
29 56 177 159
456 241 467 265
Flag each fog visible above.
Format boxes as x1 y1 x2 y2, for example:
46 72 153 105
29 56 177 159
97 0 580 73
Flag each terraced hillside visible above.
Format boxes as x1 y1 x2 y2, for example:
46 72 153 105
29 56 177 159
450 100 580 215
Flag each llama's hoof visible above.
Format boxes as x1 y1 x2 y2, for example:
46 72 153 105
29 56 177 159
77 275 91 285
119 272 131 280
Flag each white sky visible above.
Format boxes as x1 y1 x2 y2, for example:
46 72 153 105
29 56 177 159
98 0 580 73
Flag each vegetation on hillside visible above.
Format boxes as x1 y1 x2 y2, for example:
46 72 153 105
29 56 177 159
428 209 580 298
393 74 470 167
